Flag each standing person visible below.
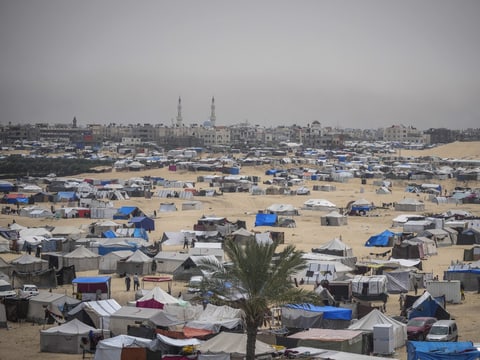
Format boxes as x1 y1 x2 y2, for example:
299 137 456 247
399 293 405 310
413 280 418 295
183 235 189 249
133 273 140 291
125 275 131 291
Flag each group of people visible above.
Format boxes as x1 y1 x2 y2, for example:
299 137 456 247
125 273 140 291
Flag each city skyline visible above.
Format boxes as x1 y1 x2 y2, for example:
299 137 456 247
1 1 479 130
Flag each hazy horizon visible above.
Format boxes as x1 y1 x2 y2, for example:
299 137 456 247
1 1 479 130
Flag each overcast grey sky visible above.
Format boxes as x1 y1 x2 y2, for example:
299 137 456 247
1 0 479 129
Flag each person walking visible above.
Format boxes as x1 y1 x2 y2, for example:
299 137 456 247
133 273 140 291
125 275 131 291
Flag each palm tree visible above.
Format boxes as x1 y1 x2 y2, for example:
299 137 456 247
200 239 319 360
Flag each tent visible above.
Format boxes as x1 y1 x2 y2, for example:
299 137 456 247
385 269 411 293
94 335 158 360
365 230 396 247
63 246 100 271
10 254 49 273
67 298 121 330
185 303 244 334
197 331 275 357
320 211 348 226
350 199 374 215
27 291 80 322
109 306 163 336
266 203 298 216
40 318 102 354
348 309 407 349
457 228 480 245
128 216 155 231
351 275 388 302
282 328 364 354
299 261 353 284
72 276 112 301
407 291 450 320
116 249 154 276
283 304 352 330
230 228 255 244
302 199 338 211
312 238 353 257
99 250 133 274
444 262 480 291
407 341 480 360
135 286 183 309
159 203 177 212
254 213 277 226
153 251 189 274
394 198 425 212
0 236 11 253
172 255 219 281
182 201 203 210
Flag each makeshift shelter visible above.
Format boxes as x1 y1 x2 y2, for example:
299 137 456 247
67 298 121 330
109 306 163 335
365 230 396 247
444 262 480 291
407 341 480 360
376 186 391 195
281 328 364 354
266 203 299 216
63 246 100 271
302 199 338 211
299 261 353 284
320 211 348 226
94 335 159 360
463 245 480 261
136 287 183 309
27 291 80 323
185 303 244 335
348 309 407 349
159 203 177 212
113 206 142 220
312 238 353 257
420 228 455 247
182 201 203 210
116 249 154 276
283 304 352 330
384 269 411 294
10 254 49 273
457 228 480 245
99 250 133 274
128 216 155 231
40 318 102 354
172 255 219 281
197 331 275 358
72 276 111 301
230 228 255 244
254 213 277 226
154 251 189 274
351 275 388 302
349 199 374 215
407 291 450 320
394 198 425 212
0 256 12 275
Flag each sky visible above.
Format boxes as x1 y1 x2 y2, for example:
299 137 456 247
1 0 479 130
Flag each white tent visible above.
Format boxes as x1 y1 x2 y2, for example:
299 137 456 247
109 306 162 336
10 254 49 272
348 309 407 349
313 238 353 257
302 199 337 211
197 331 275 357
94 335 154 360
185 303 243 333
320 211 348 226
266 203 298 216
154 251 189 274
63 245 100 271
67 299 121 330
394 198 425 212
159 202 177 212
116 249 153 276
28 291 80 322
134 286 183 308
99 251 133 274
40 318 101 354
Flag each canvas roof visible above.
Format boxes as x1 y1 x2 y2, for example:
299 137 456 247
303 199 337 207
126 249 152 263
348 309 407 348
11 254 48 265
64 245 99 258
41 318 99 335
136 286 182 305
288 328 363 341
197 331 275 355
317 238 352 252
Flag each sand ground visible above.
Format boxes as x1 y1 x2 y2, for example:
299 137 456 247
1 141 479 360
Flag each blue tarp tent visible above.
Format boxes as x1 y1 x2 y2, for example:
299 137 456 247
113 206 138 220
102 230 117 238
407 341 480 360
265 169 277 175
408 292 450 320
285 304 352 321
365 230 395 247
255 213 277 227
129 216 155 231
56 191 77 201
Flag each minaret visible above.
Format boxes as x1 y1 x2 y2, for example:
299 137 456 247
176 97 183 127
209 96 216 127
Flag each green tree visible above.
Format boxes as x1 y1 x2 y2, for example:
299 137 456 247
200 239 319 360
